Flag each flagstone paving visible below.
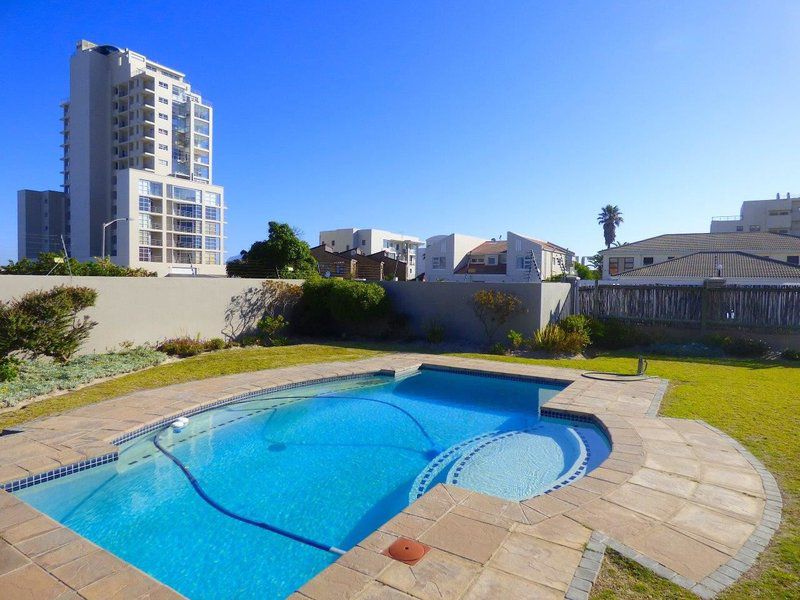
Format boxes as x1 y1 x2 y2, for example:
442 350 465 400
0 354 781 599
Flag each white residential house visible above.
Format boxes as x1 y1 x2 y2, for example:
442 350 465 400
423 231 574 282
318 228 423 279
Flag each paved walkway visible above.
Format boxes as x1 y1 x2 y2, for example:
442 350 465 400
0 354 781 599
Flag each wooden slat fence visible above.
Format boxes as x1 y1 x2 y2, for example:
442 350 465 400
578 285 800 329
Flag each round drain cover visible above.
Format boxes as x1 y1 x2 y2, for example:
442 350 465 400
387 538 427 563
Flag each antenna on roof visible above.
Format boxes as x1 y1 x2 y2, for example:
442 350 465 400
777 193 781 200
788 193 792 199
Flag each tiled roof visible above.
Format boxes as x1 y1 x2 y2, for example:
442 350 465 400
619 251 800 278
468 241 508 255
601 232 800 254
515 234 570 253
455 263 507 275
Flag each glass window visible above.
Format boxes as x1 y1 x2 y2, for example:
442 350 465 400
158 112 169 120
138 247 151 261
158 97 169 104
169 186 199 201
205 236 219 250
173 204 202 218
158 143 168 150
175 234 202 249
158 159 168 166
487 256 497 265
749 225 761 232
608 258 620 276
205 207 220 221
158 128 169 135
158 81 169 89
138 196 152 212
204 222 220 235
194 121 209 135
643 257 654 265
138 179 163 196
194 105 210 120
623 258 634 271
432 257 446 269
788 256 799 265
193 165 209 179
204 252 221 265
194 135 209 150
204 191 221 206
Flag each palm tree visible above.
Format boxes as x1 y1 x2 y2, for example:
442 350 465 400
597 205 624 248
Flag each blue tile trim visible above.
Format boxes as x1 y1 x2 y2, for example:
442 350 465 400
1 452 118 492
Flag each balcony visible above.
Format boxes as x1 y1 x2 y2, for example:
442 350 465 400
710 215 742 222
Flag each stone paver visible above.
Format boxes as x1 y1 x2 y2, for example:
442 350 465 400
0 353 781 599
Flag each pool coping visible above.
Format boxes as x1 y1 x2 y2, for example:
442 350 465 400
0 353 782 600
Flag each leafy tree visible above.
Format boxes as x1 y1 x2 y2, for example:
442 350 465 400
597 205 624 249
470 289 524 345
1 253 155 277
227 222 318 278
574 261 599 280
588 252 604 278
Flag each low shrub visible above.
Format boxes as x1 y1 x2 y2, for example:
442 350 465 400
717 336 769 358
489 342 507 355
471 289 524 344
203 338 227 352
507 329 524 351
781 348 800 361
240 334 261 347
0 357 20 382
157 337 206 357
1 253 156 277
529 323 590 355
0 286 98 362
0 347 166 408
425 320 445 344
559 315 591 337
257 315 290 346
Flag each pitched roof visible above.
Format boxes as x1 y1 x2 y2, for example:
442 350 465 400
468 241 508 255
601 232 800 254
514 233 570 253
619 251 800 279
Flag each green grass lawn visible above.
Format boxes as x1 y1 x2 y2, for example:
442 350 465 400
454 352 800 599
0 344 382 431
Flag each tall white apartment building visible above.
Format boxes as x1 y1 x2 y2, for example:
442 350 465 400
318 228 423 279
55 40 225 275
710 194 800 236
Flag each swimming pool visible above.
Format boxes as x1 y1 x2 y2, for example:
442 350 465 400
16 368 610 599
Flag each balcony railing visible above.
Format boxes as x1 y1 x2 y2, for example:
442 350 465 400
711 215 742 221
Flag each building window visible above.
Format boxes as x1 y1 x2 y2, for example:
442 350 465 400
205 207 220 221
749 225 761 232
205 237 219 250
158 159 168 166
158 81 168 89
139 196 152 212
204 191 221 206
623 258 634 271
138 179 163 196
158 112 169 120
158 128 169 135
331 240 335 247
158 97 169 104
736 226 744 231
487 256 497 265
204 252 221 265
204 222 220 235
169 185 199 201
608 258 620 276
788 256 799 265
138 247 151 261
159 143 168 150
432 257 446 269
643 257 654 265
361 239 366 246
174 204 202 218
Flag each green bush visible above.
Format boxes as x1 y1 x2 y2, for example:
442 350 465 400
781 348 800 361
471 289 524 344
559 315 591 336
425 320 445 344
0 347 166 407
293 279 391 337
203 338 227 351
157 337 206 357
257 315 290 346
529 323 590 355
489 342 507 355
0 357 20 382
0 286 98 362
717 336 769 358
507 329 524 350
240 334 261 347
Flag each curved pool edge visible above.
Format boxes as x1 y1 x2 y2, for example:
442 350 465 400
0 353 779 600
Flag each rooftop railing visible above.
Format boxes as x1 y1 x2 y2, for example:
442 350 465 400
710 215 742 221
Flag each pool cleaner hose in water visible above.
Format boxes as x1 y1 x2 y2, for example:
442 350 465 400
152 427 345 556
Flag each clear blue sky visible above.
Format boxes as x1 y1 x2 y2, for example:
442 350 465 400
2 1 799 263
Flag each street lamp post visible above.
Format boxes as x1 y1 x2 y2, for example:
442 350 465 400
101 218 131 261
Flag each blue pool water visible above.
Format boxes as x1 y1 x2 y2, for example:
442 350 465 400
16 369 610 599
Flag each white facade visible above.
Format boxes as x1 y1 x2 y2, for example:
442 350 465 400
423 231 573 282
60 40 225 275
710 195 800 235
318 228 423 279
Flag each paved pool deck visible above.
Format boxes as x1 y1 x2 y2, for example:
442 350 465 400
0 353 782 600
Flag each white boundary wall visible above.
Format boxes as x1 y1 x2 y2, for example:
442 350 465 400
0 276 302 354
